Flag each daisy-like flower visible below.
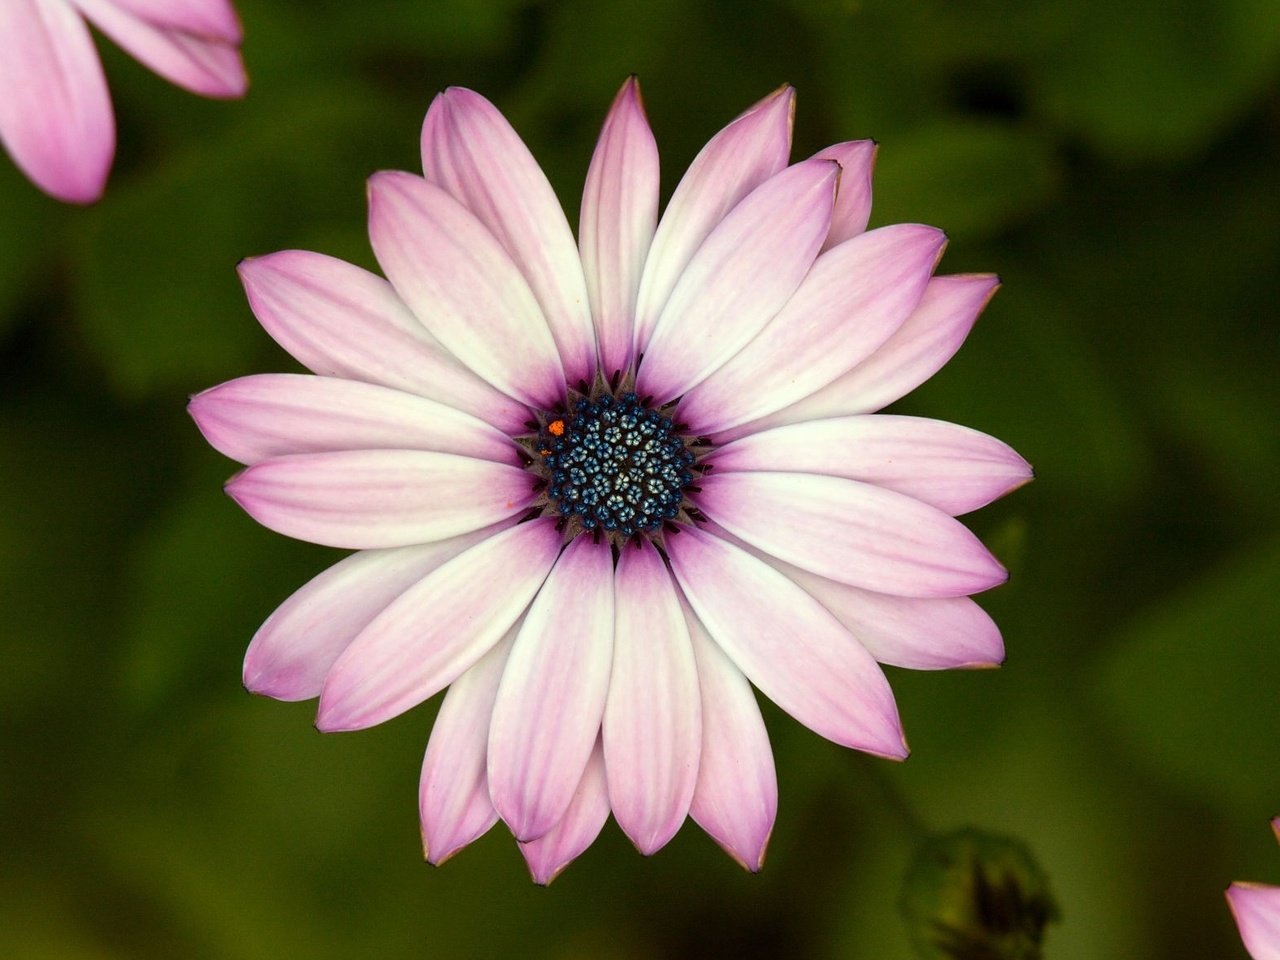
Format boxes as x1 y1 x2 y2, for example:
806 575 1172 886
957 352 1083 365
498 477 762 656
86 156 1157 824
0 0 247 203
190 78 1030 883
1228 820 1280 960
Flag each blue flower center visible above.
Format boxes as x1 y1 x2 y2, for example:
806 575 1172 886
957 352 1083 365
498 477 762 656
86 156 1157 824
539 393 695 537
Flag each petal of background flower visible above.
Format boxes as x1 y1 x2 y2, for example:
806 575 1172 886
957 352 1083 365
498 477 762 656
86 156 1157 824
367 170 565 409
73 0 246 98
315 519 562 732
519 741 610 886
678 224 945 433
604 540 700 855
237 251 529 434
488 537 614 842
243 524 505 701
636 158 838 404
710 415 1032 516
632 85 794 354
811 139 877 249
1228 883 1280 960
419 630 514 866
684 603 776 872
695 471 1007 598
421 87 596 386
225 449 535 550
579 76 659 378
668 527 907 758
189 374 519 467
721 273 1000 440
0 0 113 204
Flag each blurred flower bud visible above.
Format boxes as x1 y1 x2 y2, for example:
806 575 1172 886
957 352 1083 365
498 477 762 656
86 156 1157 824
900 828 1059 960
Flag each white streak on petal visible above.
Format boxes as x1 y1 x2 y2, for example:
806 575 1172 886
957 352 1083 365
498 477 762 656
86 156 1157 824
637 159 838 405
189 374 518 467
488 538 614 842
633 85 794 353
668 527 907 758
519 741 610 885
244 524 506 701
96 0 242 42
1228 883 1280 960
813 140 877 249
695 471 1007 598
605 540 700 855
420 630 515 865
315 519 562 731
580 76 659 377
367 170 564 409
421 87 596 386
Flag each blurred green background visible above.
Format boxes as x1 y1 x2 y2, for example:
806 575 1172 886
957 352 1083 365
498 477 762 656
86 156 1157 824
2 0 1278 957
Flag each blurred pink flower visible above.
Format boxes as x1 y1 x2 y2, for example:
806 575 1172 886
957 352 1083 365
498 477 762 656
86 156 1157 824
1229 820 1280 960
191 78 1030 883
0 0 246 203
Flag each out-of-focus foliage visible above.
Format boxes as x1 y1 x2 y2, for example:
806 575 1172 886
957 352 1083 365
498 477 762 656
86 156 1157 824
1 1 1277 958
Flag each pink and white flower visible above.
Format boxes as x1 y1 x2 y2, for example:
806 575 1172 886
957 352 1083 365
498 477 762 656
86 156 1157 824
0 0 247 203
191 78 1030 882
1229 820 1280 960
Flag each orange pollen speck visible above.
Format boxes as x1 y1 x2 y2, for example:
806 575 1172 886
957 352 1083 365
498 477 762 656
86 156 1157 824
547 419 566 437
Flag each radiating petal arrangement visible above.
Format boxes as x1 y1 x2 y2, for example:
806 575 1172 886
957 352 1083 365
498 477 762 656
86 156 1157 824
191 76 1031 882
0 0 246 203
1229 820 1280 960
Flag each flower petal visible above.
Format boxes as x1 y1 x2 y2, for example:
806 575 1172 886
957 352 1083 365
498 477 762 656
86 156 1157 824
684 603 776 871
633 85 794 353
243 527 505 702
421 87 596 386
710 415 1032 516
1229 883 1280 960
579 76 659 377
604 540 700 855
0 0 112 203
814 139 877 249
73 0 246 98
636 158 839 404
488 537 614 842
667 527 906 758
94 0 242 42
189 374 519 467
419 630 514 865
679 224 945 434
315 519 562 731
694 471 1007 598
367 170 565 409
225 450 535 550
520 740 610 885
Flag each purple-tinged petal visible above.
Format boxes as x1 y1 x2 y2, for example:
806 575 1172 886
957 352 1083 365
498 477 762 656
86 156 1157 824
684 602 776 871
813 139 877 249
579 76 659 378
367 170 565 409
189 374 519 467
723 274 1000 440
520 740 610 885
315 519 562 731
633 85 794 354
604 540 700 855
420 630 514 865
237 251 528 434
91 0 243 42
489 538 614 842
636 159 838 404
244 525 505 701
1229 883 1280 960
679 224 945 434
73 0 246 98
710 415 1032 516
694 471 1007 598
0 0 112 204
668 527 907 758
421 87 596 386
225 450 535 550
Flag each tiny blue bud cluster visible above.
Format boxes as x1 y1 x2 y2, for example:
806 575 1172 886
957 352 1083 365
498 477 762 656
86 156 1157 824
541 393 695 536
